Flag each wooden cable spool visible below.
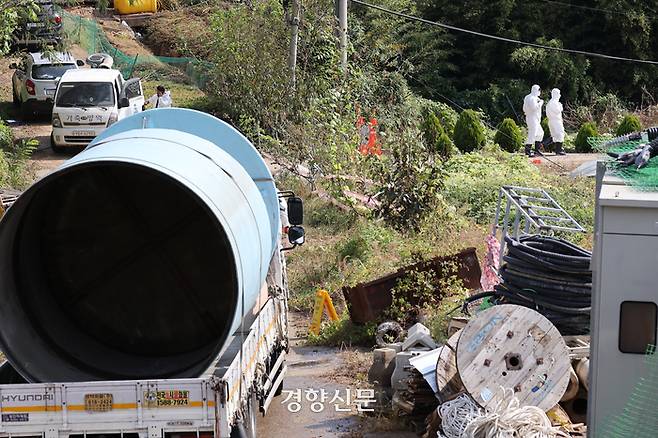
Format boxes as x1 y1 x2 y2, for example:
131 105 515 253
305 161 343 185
456 304 571 412
435 328 465 402
560 366 580 402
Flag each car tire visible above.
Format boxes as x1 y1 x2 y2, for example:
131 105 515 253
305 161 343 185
20 102 33 121
50 132 65 154
12 88 19 107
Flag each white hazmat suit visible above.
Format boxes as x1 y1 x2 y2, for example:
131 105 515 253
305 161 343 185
146 91 173 108
546 88 565 143
523 85 544 149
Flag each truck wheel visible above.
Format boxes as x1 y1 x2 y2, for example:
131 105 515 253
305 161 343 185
230 392 258 438
50 132 65 154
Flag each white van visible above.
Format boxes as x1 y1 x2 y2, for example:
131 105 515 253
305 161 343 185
50 69 144 152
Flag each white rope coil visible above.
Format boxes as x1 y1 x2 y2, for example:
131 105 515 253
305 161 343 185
437 394 483 438
438 388 569 438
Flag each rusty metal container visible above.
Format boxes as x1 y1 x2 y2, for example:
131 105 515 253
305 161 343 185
342 248 482 324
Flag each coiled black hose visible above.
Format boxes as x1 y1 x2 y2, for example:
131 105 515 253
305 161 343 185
468 235 592 335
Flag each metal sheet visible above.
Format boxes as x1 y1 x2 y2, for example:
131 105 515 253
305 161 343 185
409 347 442 396
342 248 482 323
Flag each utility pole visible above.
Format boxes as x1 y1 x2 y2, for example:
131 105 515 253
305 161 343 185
288 0 301 89
337 0 348 72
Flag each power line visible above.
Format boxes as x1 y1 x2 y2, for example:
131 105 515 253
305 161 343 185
351 0 658 65
537 0 633 16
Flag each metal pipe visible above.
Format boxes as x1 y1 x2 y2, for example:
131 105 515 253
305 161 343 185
0 109 280 382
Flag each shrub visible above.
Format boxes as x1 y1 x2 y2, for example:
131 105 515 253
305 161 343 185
373 129 446 232
574 122 598 153
494 118 523 153
0 119 12 150
436 131 454 157
338 234 372 263
616 114 642 136
422 111 454 157
539 116 556 152
454 109 486 152
423 101 458 138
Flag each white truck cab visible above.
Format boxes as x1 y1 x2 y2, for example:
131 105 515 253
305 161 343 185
51 69 144 152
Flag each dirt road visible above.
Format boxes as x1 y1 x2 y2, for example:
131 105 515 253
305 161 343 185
258 314 415 438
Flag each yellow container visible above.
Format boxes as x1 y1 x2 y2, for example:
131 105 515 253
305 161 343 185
114 0 157 14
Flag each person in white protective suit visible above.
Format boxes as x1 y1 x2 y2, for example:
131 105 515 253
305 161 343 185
523 84 544 157
546 88 567 155
144 85 173 109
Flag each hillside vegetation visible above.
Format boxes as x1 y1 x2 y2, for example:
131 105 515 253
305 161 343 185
1 0 612 342
137 0 604 341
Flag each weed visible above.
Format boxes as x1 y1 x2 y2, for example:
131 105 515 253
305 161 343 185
338 234 372 264
307 313 377 347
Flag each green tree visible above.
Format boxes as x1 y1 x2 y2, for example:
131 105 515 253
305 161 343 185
454 110 485 153
510 38 592 101
406 0 658 117
494 118 523 153
616 114 642 136
208 1 293 131
0 0 74 56
575 122 598 153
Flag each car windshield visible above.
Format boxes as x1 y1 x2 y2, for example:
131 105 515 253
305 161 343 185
56 82 115 107
32 64 75 80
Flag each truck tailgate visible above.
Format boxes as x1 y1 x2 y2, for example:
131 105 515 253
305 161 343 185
0 379 216 432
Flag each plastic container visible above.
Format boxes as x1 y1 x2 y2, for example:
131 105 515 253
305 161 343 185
114 0 157 14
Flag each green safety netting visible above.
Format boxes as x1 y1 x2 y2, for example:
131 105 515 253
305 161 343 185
61 11 212 88
590 136 658 191
599 345 658 437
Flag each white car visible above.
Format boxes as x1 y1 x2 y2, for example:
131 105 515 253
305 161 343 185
51 68 144 153
11 52 83 119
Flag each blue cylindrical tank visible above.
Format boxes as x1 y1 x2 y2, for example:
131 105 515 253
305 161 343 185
0 109 280 382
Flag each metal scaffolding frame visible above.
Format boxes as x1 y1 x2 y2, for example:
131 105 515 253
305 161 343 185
493 186 585 264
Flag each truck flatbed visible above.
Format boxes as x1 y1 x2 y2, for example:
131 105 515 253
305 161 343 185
0 295 288 438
